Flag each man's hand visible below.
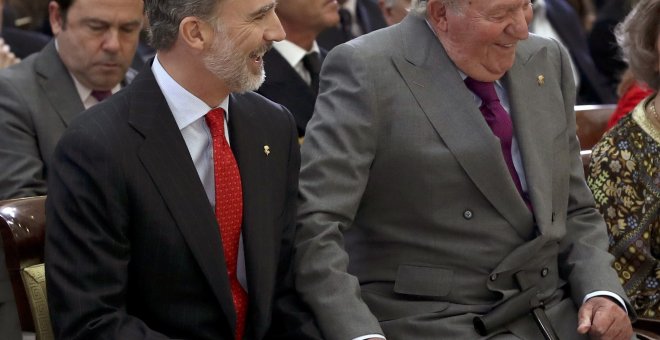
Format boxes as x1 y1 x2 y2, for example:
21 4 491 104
577 296 633 339
0 38 20 69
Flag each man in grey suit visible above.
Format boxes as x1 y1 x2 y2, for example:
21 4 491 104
0 0 143 200
294 0 635 339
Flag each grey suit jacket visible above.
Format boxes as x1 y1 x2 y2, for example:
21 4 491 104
295 14 630 340
0 41 84 200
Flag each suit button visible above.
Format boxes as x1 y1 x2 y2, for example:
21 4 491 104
463 210 473 220
489 273 498 281
541 268 549 277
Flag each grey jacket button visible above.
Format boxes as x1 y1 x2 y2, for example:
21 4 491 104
541 268 549 277
489 273 498 281
463 210 473 220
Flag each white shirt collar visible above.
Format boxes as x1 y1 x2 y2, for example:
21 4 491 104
272 40 321 68
151 55 229 131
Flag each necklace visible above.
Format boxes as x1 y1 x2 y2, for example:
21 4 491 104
651 97 659 122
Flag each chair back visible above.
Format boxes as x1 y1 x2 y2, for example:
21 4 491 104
575 104 616 150
0 196 47 332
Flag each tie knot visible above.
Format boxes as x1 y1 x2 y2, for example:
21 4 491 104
205 108 226 136
302 52 322 76
91 90 112 102
464 77 499 105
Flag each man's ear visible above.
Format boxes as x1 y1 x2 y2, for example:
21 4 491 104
427 0 449 32
48 1 64 35
179 17 212 53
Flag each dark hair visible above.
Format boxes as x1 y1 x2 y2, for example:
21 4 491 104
144 0 219 50
615 0 660 90
53 0 74 24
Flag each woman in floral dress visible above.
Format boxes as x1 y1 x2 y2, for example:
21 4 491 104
587 0 660 318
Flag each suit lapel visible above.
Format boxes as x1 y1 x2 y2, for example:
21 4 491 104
34 42 85 126
393 16 532 239
126 68 237 329
228 94 278 337
504 42 555 235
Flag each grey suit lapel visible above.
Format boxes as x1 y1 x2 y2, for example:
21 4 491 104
504 42 554 234
393 15 532 239
34 41 85 126
126 68 238 329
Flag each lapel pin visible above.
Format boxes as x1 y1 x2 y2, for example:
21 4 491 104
263 145 270 156
537 74 545 86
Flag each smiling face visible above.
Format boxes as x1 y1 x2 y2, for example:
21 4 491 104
202 0 285 92
429 0 531 81
49 0 143 90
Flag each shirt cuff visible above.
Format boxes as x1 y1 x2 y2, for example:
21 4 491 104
352 335 386 340
583 291 628 314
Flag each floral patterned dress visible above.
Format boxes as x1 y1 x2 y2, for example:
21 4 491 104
587 96 660 318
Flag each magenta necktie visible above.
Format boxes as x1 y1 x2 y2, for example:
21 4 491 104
205 108 248 340
464 77 530 209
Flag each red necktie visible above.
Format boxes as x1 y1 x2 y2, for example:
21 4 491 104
464 77 531 209
205 108 248 340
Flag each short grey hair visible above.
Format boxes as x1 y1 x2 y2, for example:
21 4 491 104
145 0 220 50
615 0 660 90
411 0 463 16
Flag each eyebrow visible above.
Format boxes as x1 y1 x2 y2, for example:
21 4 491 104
248 1 277 18
81 17 142 27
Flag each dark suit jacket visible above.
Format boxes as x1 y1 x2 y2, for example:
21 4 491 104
588 0 632 91
45 66 319 339
257 48 325 136
544 0 617 104
1 27 50 59
317 0 387 51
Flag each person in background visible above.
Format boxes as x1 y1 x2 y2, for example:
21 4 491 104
257 0 339 137
0 0 142 200
45 0 321 338
294 0 634 338
588 0 639 93
377 0 411 26
0 0 18 68
587 0 660 319
530 0 616 104
317 0 387 50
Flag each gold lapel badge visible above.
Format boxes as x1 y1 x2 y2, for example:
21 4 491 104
537 74 545 86
264 145 271 156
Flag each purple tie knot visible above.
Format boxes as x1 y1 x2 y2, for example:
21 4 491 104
464 77 499 105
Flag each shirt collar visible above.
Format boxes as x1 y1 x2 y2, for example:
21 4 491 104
272 40 321 68
151 55 229 130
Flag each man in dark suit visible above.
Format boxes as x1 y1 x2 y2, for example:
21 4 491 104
0 0 143 200
257 0 339 137
317 0 387 50
45 0 320 338
294 0 634 338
